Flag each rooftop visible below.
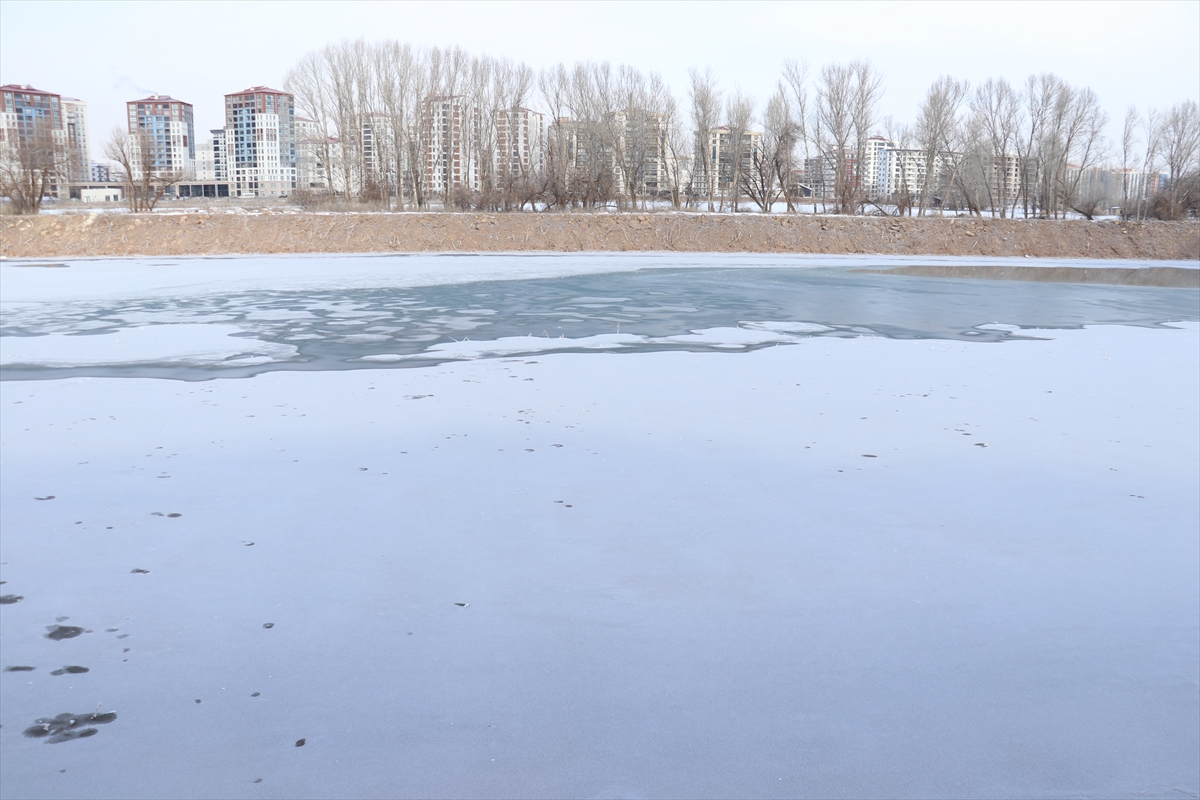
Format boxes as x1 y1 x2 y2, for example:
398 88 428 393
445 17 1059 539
0 84 58 96
227 86 288 97
129 95 190 105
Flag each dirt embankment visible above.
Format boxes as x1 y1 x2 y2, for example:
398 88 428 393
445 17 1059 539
1 212 1197 261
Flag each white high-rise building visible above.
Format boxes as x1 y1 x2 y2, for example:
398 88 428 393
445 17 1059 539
61 97 90 183
224 86 296 197
859 135 889 200
194 128 227 181
295 116 327 191
693 126 764 200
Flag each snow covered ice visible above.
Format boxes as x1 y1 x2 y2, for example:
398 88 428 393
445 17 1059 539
1 253 1197 799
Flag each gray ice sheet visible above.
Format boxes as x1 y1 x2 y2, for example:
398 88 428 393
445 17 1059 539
2 323 1197 799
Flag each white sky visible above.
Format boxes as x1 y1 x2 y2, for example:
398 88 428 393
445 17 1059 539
2 0 1197 162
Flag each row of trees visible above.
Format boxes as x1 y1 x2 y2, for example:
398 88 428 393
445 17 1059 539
283 39 1198 219
2 39 1195 217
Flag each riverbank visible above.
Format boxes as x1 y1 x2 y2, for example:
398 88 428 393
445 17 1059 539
1 211 1196 260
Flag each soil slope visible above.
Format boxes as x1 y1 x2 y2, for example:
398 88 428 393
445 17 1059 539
1 212 1197 261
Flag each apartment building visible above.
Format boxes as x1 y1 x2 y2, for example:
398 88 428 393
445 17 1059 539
495 106 544 186
609 109 669 199
425 95 479 196
194 128 228 181
0 84 69 195
224 86 296 197
859 135 889 199
126 95 195 180
694 126 764 199
61 97 90 182
295 116 328 191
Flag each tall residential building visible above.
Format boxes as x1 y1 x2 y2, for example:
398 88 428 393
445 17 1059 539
694 126 764 199
875 146 931 198
859 135 889 199
224 86 296 197
425 95 479 195
610 109 669 199
194 129 227 181
0 84 63 142
126 95 195 180
295 116 327 191
0 84 69 195
495 107 544 185
61 97 90 182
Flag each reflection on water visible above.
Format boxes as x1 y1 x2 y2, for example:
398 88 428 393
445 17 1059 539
2 265 1197 381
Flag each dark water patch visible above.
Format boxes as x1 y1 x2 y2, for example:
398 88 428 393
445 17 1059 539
5 666 36 672
262 622 274 629
4 265 1197 382
130 568 150 574
24 711 116 743
295 738 306 747
50 666 89 675
34 495 55 500
0 594 23 604
44 626 84 640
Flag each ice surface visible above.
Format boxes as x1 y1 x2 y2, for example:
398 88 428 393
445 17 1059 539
0 324 297 368
1 254 1197 799
3 255 1197 380
2 252 1195 306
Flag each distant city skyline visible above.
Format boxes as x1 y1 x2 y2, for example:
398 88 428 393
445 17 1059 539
1 0 1197 163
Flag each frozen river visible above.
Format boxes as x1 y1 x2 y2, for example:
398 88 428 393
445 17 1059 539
1 253 1198 798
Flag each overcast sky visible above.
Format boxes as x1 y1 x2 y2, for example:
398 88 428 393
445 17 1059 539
2 0 1197 162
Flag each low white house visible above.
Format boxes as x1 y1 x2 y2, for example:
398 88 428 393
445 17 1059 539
80 187 123 202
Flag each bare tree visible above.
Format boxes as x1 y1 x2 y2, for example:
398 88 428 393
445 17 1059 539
657 77 690 210
1118 105 1139 217
539 64 573 210
813 61 882 215
285 50 337 195
608 64 661 211
1155 99 1200 219
1024 74 1108 218
104 127 183 212
880 116 915 216
0 115 68 214
689 68 721 211
782 60 811 212
849 61 884 213
744 86 794 212
968 77 1023 217
914 76 968 216
724 89 754 212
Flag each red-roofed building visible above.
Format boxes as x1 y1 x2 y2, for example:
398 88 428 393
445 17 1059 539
1 84 73 197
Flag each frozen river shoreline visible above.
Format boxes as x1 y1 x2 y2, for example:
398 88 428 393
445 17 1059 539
1 254 1198 798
